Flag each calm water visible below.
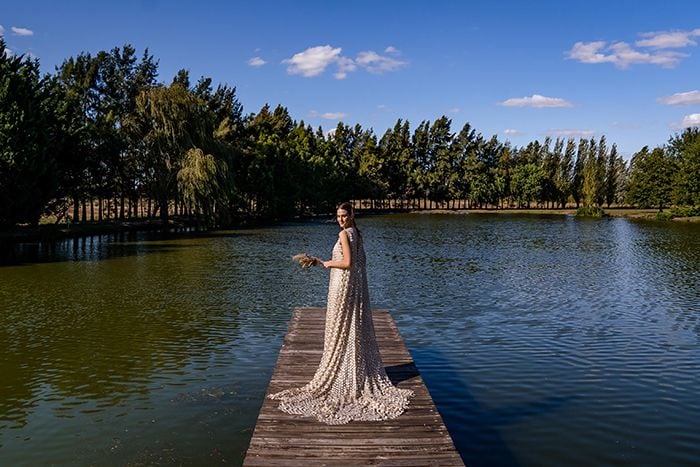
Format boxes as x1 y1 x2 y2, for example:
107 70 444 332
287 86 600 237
1 214 699 466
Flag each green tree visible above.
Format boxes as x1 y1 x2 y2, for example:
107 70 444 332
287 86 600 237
242 104 301 218
128 78 208 223
427 116 454 206
494 144 514 208
378 119 414 207
450 123 479 207
541 137 559 208
571 138 587 207
177 148 227 227
54 50 102 222
357 129 386 205
0 41 60 226
99 45 158 221
510 163 546 208
412 121 431 207
604 143 626 207
668 128 700 207
626 146 675 210
594 136 608 206
581 137 604 207
554 138 575 207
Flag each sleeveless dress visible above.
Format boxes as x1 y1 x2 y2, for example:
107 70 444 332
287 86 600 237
268 226 413 425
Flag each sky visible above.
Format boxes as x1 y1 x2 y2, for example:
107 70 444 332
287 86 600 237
2 0 700 158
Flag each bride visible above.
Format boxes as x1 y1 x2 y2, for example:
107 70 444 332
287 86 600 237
268 202 413 425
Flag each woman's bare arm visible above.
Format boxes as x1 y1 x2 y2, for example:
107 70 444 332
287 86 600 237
323 230 352 269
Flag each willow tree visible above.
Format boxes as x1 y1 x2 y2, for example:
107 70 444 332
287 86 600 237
128 79 207 223
177 148 227 227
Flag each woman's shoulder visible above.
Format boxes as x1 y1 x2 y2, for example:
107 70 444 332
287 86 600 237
341 226 360 239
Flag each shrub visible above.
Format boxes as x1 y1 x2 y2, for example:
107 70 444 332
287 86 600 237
655 211 674 221
670 205 700 218
575 206 607 218
655 205 700 220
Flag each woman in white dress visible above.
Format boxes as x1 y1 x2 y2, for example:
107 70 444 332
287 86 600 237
269 202 413 425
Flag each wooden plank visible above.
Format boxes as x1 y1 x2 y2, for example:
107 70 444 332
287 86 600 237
243 307 464 466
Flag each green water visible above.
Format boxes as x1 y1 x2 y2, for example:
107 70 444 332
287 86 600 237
1 214 699 466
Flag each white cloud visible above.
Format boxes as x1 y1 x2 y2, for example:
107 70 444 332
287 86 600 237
0 25 5 36
309 110 348 120
608 41 685 69
321 112 348 120
4 47 13 57
500 94 573 108
356 50 407 73
248 56 266 67
283 45 343 77
546 128 595 138
658 90 700 106
283 45 407 79
567 41 685 69
11 26 33 36
611 121 641 130
567 29 700 69
503 128 522 136
448 107 460 114
567 41 617 64
636 29 700 49
334 56 356 80
385 46 400 55
674 113 700 129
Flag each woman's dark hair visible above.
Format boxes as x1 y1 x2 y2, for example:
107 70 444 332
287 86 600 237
337 201 361 236
337 201 354 213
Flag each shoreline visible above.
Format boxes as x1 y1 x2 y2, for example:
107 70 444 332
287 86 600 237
406 207 657 217
405 208 700 222
1 208 697 243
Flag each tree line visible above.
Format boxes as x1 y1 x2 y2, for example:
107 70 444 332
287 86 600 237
2 39 699 228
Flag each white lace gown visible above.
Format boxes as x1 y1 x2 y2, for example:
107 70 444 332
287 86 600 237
269 226 413 425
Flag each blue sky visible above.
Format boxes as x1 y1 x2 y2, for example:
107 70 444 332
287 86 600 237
2 0 700 158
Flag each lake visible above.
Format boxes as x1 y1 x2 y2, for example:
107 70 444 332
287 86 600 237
1 213 699 466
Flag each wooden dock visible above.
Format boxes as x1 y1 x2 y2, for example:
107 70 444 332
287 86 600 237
243 307 464 466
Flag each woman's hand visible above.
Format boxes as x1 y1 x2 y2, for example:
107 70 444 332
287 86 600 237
322 261 331 269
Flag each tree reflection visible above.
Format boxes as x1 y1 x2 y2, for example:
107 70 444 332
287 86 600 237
0 238 242 429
